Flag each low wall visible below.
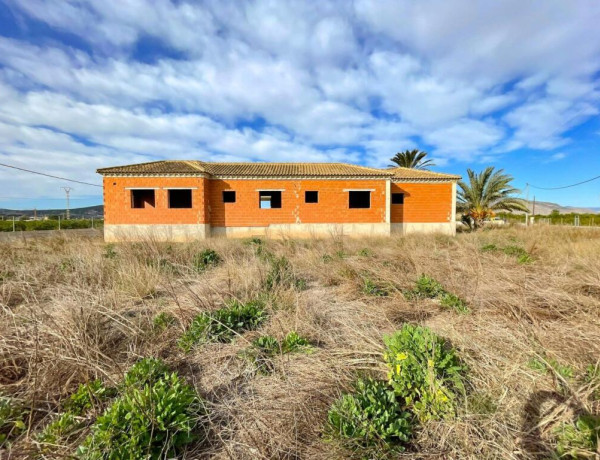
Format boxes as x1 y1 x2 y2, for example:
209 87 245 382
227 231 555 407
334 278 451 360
104 221 455 241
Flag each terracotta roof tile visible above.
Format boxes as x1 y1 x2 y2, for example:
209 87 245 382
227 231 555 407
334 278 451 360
97 161 460 180
389 167 461 180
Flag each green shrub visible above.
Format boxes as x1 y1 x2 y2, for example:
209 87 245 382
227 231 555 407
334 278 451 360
192 249 221 272
79 362 203 460
384 324 466 422
321 254 333 263
65 379 116 415
38 412 79 444
440 292 469 313
281 331 311 353
480 243 498 252
358 248 373 257
123 358 169 388
153 312 176 333
243 332 312 374
103 244 117 259
407 275 469 313
517 253 533 264
555 415 600 458
503 245 527 257
362 278 389 297
527 357 574 380
179 300 267 351
410 275 446 299
0 395 26 446
326 378 413 451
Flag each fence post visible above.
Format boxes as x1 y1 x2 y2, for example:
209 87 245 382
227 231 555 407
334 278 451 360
91 217 94 229
12 216 15 232
58 215 61 230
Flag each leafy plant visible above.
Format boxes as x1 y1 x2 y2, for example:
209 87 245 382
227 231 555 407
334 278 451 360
65 379 116 415
480 243 498 252
153 311 176 333
0 395 26 446
38 412 79 444
409 274 446 299
265 256 293 290
555 414 600 458
527 357 574 380
192 249 221 272
384 324 466 422
407 275 469 313
123 357 169 388
584 364 600 399
179 300 267 351
243 332 312 374
103 244 117 259
358 248 373 257
281 331 311 353
389 149 435 170
326 378 413 451
79 362 203 460
362 277 389 297
440 292 469 314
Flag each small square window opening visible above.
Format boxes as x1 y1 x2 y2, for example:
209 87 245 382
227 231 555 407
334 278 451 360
131 189 155 208
349 191 371 209
259 191 282 209
223 191 236 203
305 191 318 203
168 189 192 208
392 193 404 204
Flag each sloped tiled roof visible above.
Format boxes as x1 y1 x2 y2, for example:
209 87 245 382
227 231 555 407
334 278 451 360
97 160 460 180
388 167 461 181
97 160 205 175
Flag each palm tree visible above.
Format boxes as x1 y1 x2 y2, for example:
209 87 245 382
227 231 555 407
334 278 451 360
389 149 436 170
457 167 529 230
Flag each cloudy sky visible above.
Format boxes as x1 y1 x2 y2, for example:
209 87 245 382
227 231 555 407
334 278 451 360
1 0 600 209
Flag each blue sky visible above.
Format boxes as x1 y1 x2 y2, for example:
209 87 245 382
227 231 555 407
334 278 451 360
0 0 599 210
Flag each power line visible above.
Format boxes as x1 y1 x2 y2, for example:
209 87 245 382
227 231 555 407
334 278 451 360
528 174 600 190
0 162 102 188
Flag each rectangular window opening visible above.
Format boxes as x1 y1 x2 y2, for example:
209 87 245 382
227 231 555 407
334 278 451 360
168 189 192 208
305 191 318 203
259 191 282 209
131 189 155 209
223 191 236 203
392 193 404 204
349 191 371 209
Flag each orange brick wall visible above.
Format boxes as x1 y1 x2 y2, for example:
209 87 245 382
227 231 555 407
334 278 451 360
103 176 454 227
103 177 208 225
391 182 453 223
208 179 387 227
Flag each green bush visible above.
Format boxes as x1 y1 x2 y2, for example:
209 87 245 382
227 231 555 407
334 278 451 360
153 312 176 333
79 360 203 460
243 332 311 374
326 378 413 451
103 244 117 259
65 380 116 415
0 395 26 446
384 324 466 422
358 248 373 257
410 275 446 299
38 412 79 444
281 331 311 353
480 243 498 252
362 278 389 297
555 415 600 458
440 293 469 314
179 300 267 351
192 249 221 272
407 275 469 313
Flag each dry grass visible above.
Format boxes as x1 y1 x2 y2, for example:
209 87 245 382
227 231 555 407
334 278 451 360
1 226 599 459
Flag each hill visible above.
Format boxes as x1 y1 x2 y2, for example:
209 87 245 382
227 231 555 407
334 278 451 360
0 205 103 218
508 200 600 215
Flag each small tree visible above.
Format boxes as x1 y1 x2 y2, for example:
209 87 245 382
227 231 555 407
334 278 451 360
389 149 435 170
457 167 528 230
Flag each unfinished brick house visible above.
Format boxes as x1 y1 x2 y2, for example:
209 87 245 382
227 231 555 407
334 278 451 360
97 161 460 242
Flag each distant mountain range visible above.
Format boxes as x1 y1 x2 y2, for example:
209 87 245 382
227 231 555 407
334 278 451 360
516 201 600 215
0 205 103 218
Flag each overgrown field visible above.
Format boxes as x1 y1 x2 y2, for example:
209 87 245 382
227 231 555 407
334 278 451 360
1 226 599 459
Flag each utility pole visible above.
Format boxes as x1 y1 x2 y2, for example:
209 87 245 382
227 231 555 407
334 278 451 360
34 208 37 220
532 196 536 225
62 187 72 220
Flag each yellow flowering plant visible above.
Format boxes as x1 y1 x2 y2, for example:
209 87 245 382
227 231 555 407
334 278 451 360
383 324 466 422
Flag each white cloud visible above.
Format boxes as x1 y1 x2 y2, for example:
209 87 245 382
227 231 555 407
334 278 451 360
1 0 600 205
